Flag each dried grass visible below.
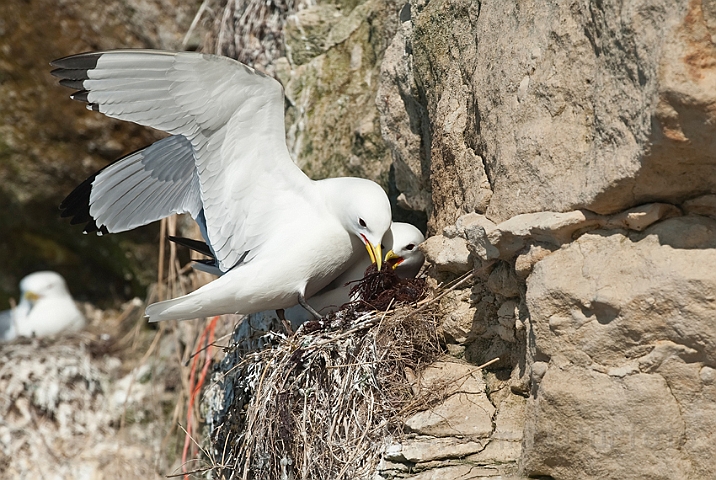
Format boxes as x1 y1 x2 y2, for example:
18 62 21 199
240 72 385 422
200 295 444 480
189 0 307 71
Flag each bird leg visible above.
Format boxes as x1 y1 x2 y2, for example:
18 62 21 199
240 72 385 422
298 293 323 320
276 309 294 336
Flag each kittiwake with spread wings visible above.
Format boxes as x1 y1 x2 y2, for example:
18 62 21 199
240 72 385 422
51 49 392 322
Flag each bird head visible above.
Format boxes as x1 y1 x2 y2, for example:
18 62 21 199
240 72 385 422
334 178 392 270
19 271 71 303
383 223 426 278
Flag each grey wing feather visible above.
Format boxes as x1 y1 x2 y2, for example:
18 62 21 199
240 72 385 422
51 50 307 271
89 135 201 232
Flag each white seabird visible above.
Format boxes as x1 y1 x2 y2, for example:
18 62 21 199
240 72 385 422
169 221 425 280
0 271 86 341
281 221 426 325
51 50 392 322
173 222 425 326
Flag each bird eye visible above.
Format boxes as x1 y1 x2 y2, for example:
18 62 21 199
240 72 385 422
406 244 415 250
359 218 366 227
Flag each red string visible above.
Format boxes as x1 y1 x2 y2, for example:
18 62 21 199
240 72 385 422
182 315 219 479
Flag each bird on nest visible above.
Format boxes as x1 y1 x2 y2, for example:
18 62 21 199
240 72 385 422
0 271 86 341
172 221 426 328
51 49 392 322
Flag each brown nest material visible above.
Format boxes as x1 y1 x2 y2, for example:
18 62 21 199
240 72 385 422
349 264 427 312
202 301 444 479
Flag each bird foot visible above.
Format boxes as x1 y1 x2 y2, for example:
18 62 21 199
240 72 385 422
298 293 323 320
276 309 294 336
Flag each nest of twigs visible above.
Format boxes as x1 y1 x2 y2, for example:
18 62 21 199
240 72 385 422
202 269 447 480
349 264 427 312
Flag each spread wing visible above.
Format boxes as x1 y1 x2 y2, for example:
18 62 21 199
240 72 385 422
51 50 310 271
60 134 201 234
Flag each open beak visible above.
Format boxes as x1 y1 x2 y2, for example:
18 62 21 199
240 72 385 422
364 241 383 270
384 250 404 269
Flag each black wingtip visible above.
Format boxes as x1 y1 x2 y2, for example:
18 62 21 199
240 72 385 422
50 52 103 70
59 78 86 90
51 52 102 103
70 90 89 102
60 167 109 236
168 236 214 258
60 171 97 228
193 258 217 266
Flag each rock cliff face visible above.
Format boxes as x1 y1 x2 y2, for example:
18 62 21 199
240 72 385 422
194 0 716 477
402 0 716 231
388 0 716 478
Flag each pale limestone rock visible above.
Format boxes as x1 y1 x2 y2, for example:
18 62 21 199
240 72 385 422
495 300 520 343
514 244 555 279
383 442 404 461
375 0 716 477
466 386 526 466
456 213 498 234
523 366 689 479
465 439 521 466
416 361 487 397
497 300 519 322
636 340 699 374
375 456 411 474
411 0 716 230
391 437 488 463
464 226 501 263
377 17 431 213
420 235 472 274
405 390 495 438
405 362 495 438
642 214 716 249
530 362 548 385
487 211 604 260
462 286 516 368
700 366 716 385
406 464 503 479
682 194 716 218
486 263 520 298
439 289 479 345
528 217 716 366
524 215 716 477
605 202 681 231
462 210 603 262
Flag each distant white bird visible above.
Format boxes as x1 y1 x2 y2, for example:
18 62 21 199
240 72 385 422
51 49 392 321
0 271 86 341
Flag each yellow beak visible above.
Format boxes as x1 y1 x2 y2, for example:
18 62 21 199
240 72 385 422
384 250 403 269
24 291 40 302
365 242 383 270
